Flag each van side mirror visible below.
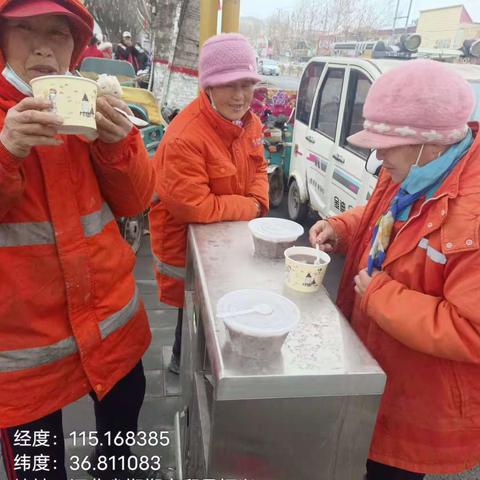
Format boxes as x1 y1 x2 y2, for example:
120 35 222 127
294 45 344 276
365 150 382 176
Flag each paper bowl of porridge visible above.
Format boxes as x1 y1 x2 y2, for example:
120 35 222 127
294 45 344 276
31 75 98 135
284 246 331 292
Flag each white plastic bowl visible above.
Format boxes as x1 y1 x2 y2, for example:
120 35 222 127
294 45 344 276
217 289 300 359
248 218 304 259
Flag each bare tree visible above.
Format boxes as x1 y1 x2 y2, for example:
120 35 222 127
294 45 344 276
265 9 292 57
259 0 394 58
84 0 155 42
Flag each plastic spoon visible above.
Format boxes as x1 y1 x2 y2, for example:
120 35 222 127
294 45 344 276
314 243 322 266
72 71 147 127
113 106 149 127
217 304 273 319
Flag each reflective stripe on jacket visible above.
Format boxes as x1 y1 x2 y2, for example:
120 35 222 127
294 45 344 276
0 39 155 426
329 124 480 473
0 286 140 373
0 202 113 247
149 90 269 307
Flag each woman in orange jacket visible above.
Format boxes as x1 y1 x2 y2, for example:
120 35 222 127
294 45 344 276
149 33 269 374
311 59 480 479
0 1 155 479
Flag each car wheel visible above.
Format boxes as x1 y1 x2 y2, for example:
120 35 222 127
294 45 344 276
268 168 285 208
118 214 145 254
287 179 308 222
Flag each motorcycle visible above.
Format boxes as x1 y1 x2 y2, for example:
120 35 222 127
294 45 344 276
251 86 296 208
262 111 294 208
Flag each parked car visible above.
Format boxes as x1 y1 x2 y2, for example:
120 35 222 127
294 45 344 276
258 59 281 76
287 55 480 222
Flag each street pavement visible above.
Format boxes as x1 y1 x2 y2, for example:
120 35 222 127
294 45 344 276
1 195 478 480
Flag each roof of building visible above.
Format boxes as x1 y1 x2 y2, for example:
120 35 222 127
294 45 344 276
419 4 462 12
419 4 474 24
376 25 417 35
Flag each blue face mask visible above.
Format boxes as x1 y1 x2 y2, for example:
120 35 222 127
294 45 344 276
2 64 33 96
396 129 474 220
402 130 473 195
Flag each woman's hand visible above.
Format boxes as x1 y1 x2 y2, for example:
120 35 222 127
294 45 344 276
354 268 381 296
0 97 64 158
95 95 133 144
309 220 337 253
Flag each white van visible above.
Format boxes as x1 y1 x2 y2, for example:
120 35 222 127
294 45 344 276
287 56 480 221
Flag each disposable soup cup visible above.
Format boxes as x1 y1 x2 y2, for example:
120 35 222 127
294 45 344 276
31 75 98 135
284 246 331 292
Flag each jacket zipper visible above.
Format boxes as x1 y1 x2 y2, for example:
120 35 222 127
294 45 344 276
394 192 449 241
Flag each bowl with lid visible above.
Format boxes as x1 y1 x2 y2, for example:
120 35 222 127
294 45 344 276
248 217 304 259
217 289 300 359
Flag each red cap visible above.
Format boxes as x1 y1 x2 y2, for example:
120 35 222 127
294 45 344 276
2 0 92 35
1 0 93 68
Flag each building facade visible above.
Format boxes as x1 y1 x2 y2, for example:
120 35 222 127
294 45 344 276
416 4 480 49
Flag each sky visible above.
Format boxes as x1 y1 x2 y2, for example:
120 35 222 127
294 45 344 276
239 0 480 23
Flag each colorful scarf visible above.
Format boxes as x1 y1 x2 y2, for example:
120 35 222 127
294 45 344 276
367 131 473 275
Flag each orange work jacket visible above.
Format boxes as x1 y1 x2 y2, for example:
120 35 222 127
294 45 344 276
0 55 155 427
329 125 480 474
149 91 269 307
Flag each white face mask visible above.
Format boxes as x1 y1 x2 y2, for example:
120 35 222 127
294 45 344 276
410 144 443 173
208 88 218 112
401 144 425 187
414 144 425 168
208 88 243 127
2 64 33 96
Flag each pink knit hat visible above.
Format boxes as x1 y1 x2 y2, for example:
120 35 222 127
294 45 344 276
348 59 475 150
199 33 260 89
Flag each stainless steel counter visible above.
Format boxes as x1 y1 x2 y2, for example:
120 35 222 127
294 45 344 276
187 221 385 401
179 221 386 480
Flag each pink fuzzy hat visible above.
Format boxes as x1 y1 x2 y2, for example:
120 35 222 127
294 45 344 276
199 33 260 89
348 59 475 150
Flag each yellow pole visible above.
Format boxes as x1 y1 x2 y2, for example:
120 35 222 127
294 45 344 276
200 0 218 48
221 0 240 33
